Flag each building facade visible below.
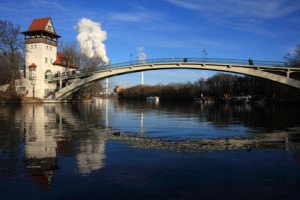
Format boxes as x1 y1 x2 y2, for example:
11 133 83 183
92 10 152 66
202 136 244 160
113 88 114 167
113 85 125 93
22 17 75 99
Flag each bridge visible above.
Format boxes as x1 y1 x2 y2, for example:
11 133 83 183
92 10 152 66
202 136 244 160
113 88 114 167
45 57 300 101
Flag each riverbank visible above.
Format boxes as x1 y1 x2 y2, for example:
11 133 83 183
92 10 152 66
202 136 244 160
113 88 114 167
0 97 43 104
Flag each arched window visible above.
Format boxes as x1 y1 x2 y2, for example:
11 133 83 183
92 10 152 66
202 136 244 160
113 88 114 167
45 70 53 79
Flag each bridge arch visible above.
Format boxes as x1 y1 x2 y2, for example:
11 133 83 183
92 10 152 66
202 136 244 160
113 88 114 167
45 59 300 101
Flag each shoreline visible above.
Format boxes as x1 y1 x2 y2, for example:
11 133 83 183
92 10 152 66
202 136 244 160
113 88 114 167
0 95 300 105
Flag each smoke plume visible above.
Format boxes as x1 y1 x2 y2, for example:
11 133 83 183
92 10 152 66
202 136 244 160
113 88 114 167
137 47 146 63
76 18 109 64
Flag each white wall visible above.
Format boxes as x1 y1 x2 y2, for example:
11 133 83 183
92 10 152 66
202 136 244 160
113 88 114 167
25 40 72 99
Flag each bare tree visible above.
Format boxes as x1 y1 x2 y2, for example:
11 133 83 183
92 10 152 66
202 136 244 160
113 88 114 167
59 41 103 100
0 20 24 95
79 55 103 99
194 78 208 94
58 41 80 71
290 45 300 67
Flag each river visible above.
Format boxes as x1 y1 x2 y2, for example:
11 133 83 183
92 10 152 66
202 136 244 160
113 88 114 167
0 99 299 200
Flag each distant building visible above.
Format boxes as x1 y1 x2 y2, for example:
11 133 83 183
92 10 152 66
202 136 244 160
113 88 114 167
114 85 125 93
21 17 76 99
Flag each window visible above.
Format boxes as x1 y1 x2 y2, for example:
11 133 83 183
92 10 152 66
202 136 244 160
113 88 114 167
46 46 48 50
31 45 33 49
45 58 48 63
29 68 36 80
35 45 37 49
50 47 52 51
45 70 53 79
50 58 53 64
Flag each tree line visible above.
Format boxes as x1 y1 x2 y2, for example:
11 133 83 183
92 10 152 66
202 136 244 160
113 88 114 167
0 20 24 98
118 73 300 103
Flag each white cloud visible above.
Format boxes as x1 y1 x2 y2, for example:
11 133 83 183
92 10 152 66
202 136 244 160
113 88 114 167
108 6 162 24
108 11 151 23
29 0 66 12
165 0 300 35
166 0 300 19
76 18 109 64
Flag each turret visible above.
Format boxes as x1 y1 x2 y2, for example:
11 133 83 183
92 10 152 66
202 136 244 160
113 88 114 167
22 17 60 99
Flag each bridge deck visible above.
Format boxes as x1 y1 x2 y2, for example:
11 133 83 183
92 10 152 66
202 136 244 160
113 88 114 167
45 57 299 82
43 57 300 100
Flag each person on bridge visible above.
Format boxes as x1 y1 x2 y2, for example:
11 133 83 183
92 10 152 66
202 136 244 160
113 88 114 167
248 58 254 65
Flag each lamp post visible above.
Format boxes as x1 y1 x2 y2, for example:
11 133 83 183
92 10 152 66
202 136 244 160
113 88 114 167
202 49 207 62
141 71 144 85
283 53 291 67
137 55 144 85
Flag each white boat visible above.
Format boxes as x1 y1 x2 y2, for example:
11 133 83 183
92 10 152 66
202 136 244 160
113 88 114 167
146 96 159 102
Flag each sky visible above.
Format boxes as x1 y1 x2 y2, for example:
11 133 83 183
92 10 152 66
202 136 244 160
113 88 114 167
1 0 300 88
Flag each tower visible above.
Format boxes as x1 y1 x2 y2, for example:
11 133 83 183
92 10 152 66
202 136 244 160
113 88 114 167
22 17 61 99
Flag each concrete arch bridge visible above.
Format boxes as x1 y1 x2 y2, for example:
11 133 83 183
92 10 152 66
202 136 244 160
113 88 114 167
45 57 300 101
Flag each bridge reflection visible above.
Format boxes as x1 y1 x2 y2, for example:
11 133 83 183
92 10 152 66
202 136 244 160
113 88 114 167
1 100 299 190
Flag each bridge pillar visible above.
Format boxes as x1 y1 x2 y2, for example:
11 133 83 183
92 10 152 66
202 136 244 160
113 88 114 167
59 79 62 90
286 69 290 78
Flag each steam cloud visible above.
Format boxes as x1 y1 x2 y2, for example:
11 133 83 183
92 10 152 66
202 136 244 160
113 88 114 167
76 18 109 64
137 47 147 63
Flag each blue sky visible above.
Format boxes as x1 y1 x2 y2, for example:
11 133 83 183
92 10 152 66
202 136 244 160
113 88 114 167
1 0 300 88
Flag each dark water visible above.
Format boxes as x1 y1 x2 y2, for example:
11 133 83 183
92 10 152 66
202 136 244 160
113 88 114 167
0 99 300 200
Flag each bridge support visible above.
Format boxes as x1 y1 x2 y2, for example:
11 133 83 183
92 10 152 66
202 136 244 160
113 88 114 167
105 78 109 94
286 69 290 78
59 79 62 90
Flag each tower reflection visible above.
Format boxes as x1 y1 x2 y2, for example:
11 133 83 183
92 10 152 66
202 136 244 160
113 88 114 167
22 103 108 188
23 105 58 189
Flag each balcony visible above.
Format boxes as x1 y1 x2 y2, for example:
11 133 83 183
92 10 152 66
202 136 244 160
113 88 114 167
25 38 58 47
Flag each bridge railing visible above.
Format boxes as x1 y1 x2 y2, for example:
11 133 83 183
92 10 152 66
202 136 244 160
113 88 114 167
104 57 284 69
45 57 285 80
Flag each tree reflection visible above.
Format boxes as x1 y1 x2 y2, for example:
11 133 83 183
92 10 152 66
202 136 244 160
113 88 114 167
0 100 300 191
116 100 300 137
0 106 23 179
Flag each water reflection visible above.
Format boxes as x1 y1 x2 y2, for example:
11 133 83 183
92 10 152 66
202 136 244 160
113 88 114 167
10 104 108 188
115 100 300 140
23 105 58 189
0 100 300 196
76 136 106 174
58 104 107 176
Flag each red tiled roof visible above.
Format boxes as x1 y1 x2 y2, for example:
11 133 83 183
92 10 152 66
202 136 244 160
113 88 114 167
27 17 50 32
53 52 64 65
53 52 77 69
28 171 51 190
29 63 37 68
22 17 60 38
